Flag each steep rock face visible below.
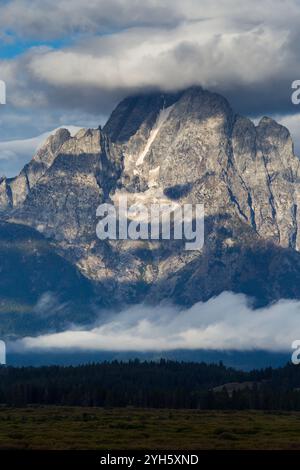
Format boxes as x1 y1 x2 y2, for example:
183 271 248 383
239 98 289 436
105 87 300 250
7 127 124 284
1 86 300 323
16 128 123 242
0 128 71 210
103 92 182 144
231 116 300 247
0 176 12 210
103 87 300 305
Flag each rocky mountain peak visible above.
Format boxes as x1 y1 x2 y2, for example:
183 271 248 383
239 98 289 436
11 125 123 246
1 86 300 327
104 89 183 144
42 128 71 154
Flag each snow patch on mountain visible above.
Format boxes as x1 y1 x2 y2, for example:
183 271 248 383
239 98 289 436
136 105 174 166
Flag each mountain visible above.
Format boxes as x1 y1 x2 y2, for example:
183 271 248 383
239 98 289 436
0 221 97 338
1 86 300 336
0 126 82 178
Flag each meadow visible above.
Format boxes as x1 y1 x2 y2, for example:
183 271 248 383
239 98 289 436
0 407 300 450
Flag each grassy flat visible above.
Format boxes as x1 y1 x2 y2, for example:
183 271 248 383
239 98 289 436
0 407 300 450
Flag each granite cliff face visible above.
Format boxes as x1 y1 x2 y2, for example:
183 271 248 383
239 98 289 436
104 87 300 249
2 86 300 334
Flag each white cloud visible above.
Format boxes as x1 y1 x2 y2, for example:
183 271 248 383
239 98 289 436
26 24 288 93
11 292 300 353
1 0 300 115
0 1 300 145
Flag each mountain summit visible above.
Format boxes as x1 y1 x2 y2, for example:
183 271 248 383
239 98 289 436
1 86 300 335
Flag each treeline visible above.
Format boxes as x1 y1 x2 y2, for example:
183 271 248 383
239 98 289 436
1 359 300 409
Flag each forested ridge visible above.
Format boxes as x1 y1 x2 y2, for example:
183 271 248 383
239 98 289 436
1 360 300 409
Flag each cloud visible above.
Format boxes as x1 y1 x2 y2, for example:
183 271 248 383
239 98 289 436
0 0 184 40
0 0 299 42
1 1 300 149
27 25 288 92
11 292 300 353
1 0 300 118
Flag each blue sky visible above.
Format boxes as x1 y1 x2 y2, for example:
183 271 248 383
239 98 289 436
0 37 69 59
